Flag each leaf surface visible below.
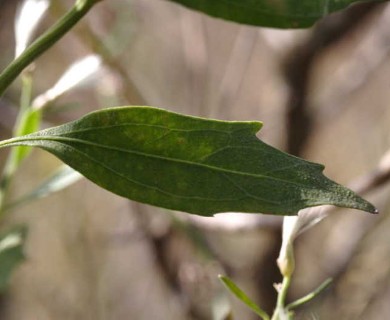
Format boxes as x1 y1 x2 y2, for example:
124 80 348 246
219 275 270 320
0 106 376 216
167 0 382 28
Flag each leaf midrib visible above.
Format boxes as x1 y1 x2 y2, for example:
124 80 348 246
14 135 319 190
56 142 311 207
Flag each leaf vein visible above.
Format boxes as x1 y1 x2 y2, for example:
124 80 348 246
54 142 247 202
30 136 312 189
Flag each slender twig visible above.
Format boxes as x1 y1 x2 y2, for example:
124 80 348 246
0 73 34 213
0 0 102 98
210 27 257 118
271 276 292 320
286 278 332 310
180 9 209 115
277 276 292 309
283 2 382 155
49 0 146 105
349 150 390 195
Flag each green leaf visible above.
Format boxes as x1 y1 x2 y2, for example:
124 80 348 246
0 109 42 207
0 106 376 216
0 226 27 292
167 0 382 29
219 275 270 320
13 108 42 166
5 165 82 211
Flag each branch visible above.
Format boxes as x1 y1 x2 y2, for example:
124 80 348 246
49 0 147 105
0 0 102 97
283 2 382 155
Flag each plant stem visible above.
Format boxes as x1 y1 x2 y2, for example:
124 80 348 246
271 276 292 320
0 0 101 98
0 72 34 215
287 278 332 310
278 276 292 309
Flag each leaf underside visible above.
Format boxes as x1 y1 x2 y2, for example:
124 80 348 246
1 106 376 216
167 0 382 28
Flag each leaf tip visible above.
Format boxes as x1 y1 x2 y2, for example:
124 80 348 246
355 198 377 214
371 207 379 215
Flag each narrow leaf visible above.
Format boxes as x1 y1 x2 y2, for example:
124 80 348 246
0 226 27 292
6 165 82 211
13 108 41 166
167 0 383 29
1 108 42 195
219 275 270 320
0 106 376 216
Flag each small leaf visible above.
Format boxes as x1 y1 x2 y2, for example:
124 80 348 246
1 108 42 197
0 226 27 292
0 106 376 216
6 165 82 211
219 275 270 320
13 108 41 166
167 0 381 29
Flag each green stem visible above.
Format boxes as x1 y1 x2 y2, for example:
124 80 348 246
0 73 34 215
271 276 292 320
0 0 101 98
286 278 332 310
277 276 291 309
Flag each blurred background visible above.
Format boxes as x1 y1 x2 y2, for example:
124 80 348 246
0 0 390 319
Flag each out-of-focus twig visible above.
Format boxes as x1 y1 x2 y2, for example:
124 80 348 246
283 2 382 155
348 148 390 196
314 3 390 121
323 200 390 320
210 27 258 118
32 54 101 110
50 0 146 105
0 0 102 98
130 202 217 319
180 9 208 116
180 212 282 233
